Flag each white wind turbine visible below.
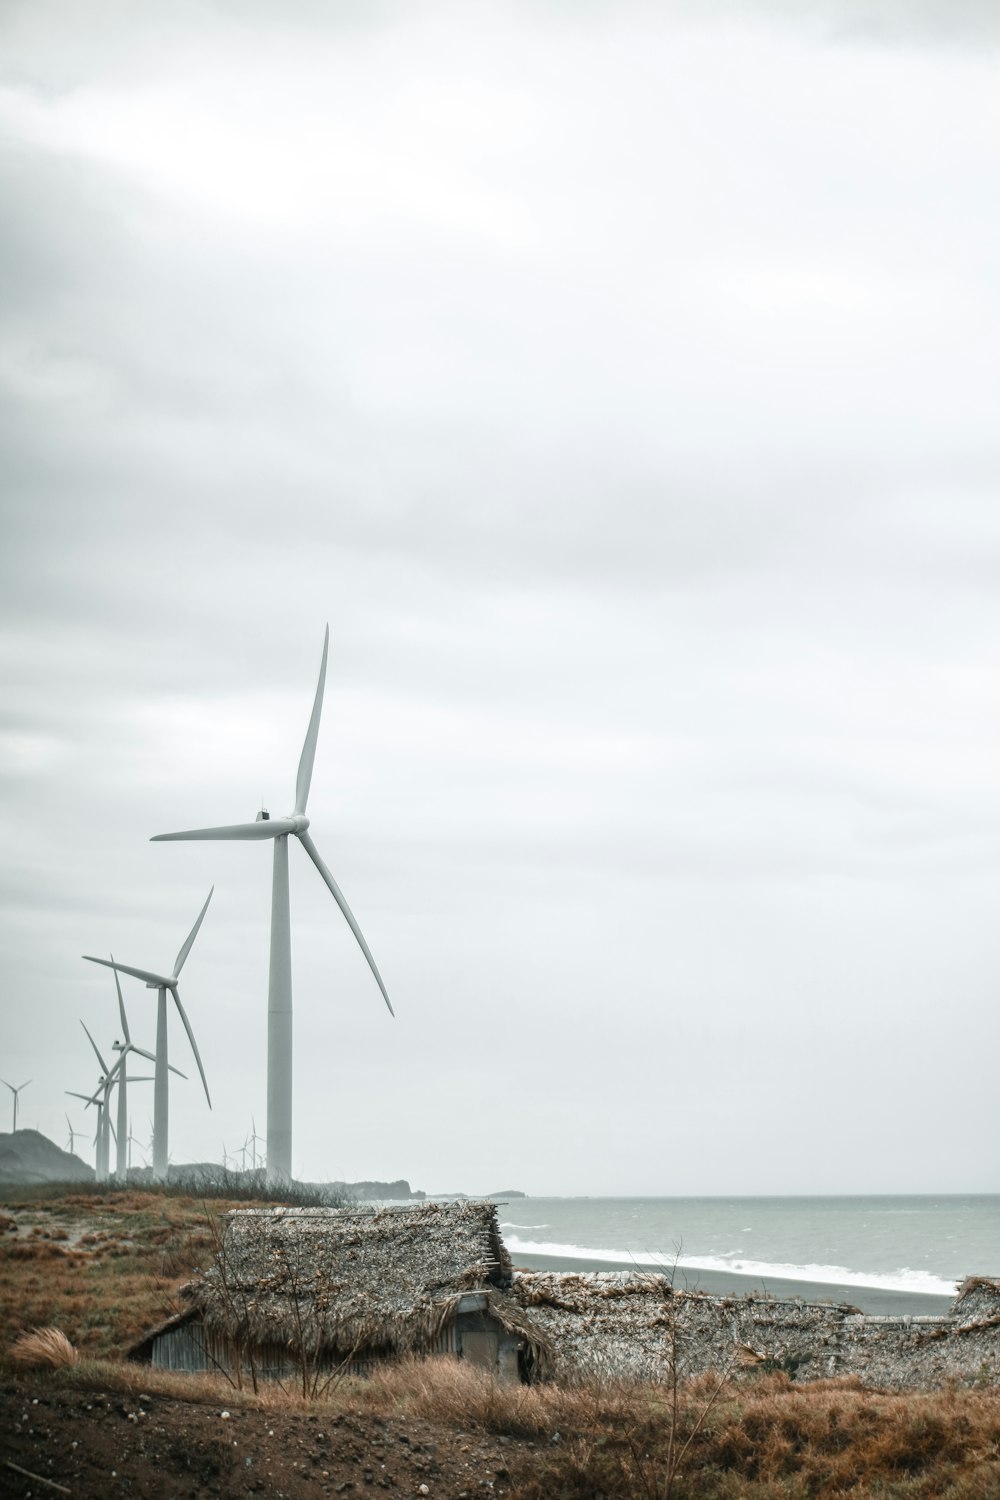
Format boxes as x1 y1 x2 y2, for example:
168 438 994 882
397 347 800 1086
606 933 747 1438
152 626 393 1185
65 1114 85 1155
2 1078 31 1133
65 1095 108 1180
248 1116 264 1172
107 961 185 1182
67 1041 113 1183
127 1120 147 1171
83 890 213 1182
74 1028 155 1185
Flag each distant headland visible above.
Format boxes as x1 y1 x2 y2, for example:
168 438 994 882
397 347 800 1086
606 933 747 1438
0 1130 524 1201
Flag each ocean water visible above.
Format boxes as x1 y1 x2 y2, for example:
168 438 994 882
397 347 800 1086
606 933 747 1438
499 1196 1000 1302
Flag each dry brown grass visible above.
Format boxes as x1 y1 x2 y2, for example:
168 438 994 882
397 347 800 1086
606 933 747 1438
9 1326 79 1368
360 1361 1000 1499
0 1192 244 1358
4 1342 1000 1497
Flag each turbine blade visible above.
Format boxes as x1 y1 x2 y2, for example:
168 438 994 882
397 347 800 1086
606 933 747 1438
111 955 130 1044
84 955 172 989
130 1044 186 1079
172 886 214 979
151 820 296 842
294 624 330 817
80 1020 110 1075
65 1091 94 1106
169 986 212 1108
298 830 394 1016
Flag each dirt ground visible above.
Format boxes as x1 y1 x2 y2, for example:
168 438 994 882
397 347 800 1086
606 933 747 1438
1 1371 538 1500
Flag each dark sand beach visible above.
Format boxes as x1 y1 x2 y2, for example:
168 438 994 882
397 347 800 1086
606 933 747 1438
512 1250 956 1316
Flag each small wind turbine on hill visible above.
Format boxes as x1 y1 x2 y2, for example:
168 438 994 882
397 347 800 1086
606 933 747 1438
151 627 394 1185
83 890 213 1181
2 1078 31 1132
65 1114 85 1155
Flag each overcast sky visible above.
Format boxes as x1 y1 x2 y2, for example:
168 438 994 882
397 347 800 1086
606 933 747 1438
1 0 998 1196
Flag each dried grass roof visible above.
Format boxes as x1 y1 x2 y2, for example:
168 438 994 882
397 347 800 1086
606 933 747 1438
511 1270 858 1383
953 1276 1000 1332
186 1200 546 1365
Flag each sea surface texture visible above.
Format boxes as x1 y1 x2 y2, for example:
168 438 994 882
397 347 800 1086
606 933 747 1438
500 1195 999 1309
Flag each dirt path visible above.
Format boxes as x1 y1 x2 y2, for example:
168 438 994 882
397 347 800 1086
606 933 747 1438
1 1373 536 1500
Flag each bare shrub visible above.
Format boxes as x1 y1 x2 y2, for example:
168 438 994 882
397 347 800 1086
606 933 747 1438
10 1326 79 1368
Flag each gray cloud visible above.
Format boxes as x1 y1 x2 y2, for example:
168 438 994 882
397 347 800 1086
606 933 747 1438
1 1 998 1193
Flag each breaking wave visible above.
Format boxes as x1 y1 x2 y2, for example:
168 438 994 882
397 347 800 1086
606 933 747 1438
503 1237 958 1298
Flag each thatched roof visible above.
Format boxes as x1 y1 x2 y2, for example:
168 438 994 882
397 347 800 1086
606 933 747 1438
953 1277 1000 1331
185 1200 551 1367
511 1270 857 1383
512 1270 681 1382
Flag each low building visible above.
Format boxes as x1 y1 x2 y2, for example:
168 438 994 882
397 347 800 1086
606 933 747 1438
130 1200 551 1384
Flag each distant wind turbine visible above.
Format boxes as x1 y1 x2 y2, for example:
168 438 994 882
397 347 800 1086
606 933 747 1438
151 626 393 1184
2 1079 31 1133
78 1023 116 1181
106 959 185 1182
249 1117 264 1172
67 1075 111 1182
83 890 213 1181
65 1114 85 1155
127 1118 147 1171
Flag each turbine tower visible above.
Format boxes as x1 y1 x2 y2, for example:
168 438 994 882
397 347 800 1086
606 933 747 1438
2 1078 31 1132
83 891 213 1181
152 626 393 1185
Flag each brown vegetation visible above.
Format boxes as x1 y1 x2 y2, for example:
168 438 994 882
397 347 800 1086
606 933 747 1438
2 1192 999 1497
3 1356 1000 1498
8 1327 78 1369
0 1191 259 1358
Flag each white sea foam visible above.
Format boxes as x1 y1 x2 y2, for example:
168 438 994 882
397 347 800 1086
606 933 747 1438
503 1238 958 1298
500 1222 550 1231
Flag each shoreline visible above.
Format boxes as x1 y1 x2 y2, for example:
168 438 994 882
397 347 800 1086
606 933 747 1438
510 1250 957 1316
